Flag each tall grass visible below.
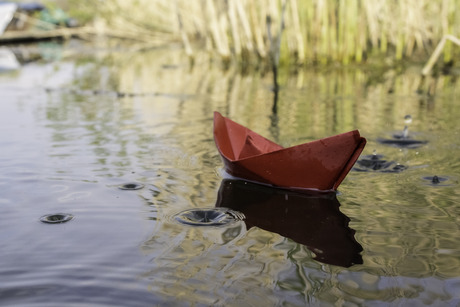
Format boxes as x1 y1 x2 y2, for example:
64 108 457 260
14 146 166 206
69 0 460 66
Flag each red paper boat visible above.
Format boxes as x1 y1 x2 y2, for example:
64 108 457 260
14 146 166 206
213 112 366 191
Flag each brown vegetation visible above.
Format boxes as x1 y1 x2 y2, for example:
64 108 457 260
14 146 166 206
68 0 460 68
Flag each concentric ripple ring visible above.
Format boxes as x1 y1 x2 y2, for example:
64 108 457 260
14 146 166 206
40 213 74 224
118 182 144 190
174 207 245 226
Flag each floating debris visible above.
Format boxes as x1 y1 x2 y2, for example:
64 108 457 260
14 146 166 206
40 213 73 224
354 152 407 173
174 207 245 227
378 115 427 149
118 182 144 190
422 175 451 186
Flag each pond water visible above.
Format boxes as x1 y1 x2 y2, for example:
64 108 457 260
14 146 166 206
1 42 460 306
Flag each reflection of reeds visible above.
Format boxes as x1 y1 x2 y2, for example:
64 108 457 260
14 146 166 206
69 47 460 142
50 44 460 280
71 0 460 66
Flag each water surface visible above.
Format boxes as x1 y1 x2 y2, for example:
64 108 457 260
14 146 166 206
1 42 460 305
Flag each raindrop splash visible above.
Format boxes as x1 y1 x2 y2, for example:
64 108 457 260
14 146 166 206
174 207 245 227
40 213 74 224
118 182 144 190
354 152 407 173
401 114 413 139
422 175 451 186
378 115 427 149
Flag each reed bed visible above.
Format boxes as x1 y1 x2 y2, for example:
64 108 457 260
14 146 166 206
70 0 460 67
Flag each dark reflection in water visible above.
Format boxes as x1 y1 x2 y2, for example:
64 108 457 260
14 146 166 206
215 179 363 267
377 137 428 149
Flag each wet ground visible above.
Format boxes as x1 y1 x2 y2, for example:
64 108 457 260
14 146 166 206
1 41 460 305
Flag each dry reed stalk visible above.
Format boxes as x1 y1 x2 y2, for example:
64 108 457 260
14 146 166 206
317 0 329 63
175 0 193 57
348 0 358 63
403 1 417 58
248 1 267 58
71 0 460 66
408 1 425 57
355 7 365 63
441 0 453 62
363 0 379 50
227 0 242 56
311 0 322 60
327 0 338 62
337 0 349 63
198 0 213 53
394 1 407 60
289 0 304 63
206 0 230 58
422 34 460 76
218 3 231 56
376 2 389 55
108 0 172 34
300 1 313 61
234 0 254 53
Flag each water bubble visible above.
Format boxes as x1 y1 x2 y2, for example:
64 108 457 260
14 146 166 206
118 182 144 190
174 207 245 227
40 213 74 224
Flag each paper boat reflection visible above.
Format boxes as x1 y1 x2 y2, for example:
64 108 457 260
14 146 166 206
215 179 363 267
214 112 366 192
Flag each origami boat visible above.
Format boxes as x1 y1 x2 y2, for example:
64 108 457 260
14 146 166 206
215 179 363 267
214 112 366 192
